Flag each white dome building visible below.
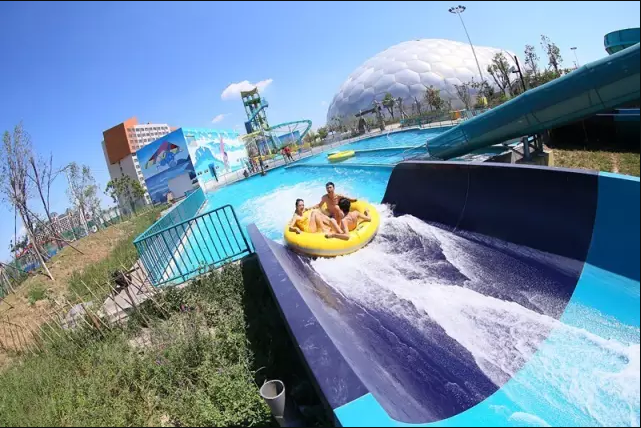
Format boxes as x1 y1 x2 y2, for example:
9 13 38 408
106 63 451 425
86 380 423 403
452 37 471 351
327 39 515 121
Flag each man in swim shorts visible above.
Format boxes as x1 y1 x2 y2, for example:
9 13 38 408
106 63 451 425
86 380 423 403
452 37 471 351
313 182 357 222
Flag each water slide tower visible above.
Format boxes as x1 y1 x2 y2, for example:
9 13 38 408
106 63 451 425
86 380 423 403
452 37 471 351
240 86 313 156
241 87 270 134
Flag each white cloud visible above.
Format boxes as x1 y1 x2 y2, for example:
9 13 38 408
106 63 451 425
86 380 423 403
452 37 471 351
221 78 273 100
320 100 328 107
211 113 228 123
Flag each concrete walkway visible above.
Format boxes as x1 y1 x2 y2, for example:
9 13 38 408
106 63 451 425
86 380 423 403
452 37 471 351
100 261 158 324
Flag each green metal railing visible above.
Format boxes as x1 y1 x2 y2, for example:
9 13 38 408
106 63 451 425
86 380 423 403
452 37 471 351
137 188 206 241
134 188 252 286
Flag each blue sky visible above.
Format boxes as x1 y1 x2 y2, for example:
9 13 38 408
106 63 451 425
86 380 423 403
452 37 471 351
0 1 639 260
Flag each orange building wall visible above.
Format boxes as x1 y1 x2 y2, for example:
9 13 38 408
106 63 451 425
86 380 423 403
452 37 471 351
103 117 138 164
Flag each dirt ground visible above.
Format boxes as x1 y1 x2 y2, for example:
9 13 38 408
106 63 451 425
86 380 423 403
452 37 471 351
0 220 138 368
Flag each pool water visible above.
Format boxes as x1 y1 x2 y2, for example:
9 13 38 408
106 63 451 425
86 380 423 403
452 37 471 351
328 127 446 151
202 165 392 241
196 128 639 426
296 128 443 166
200 127 450 233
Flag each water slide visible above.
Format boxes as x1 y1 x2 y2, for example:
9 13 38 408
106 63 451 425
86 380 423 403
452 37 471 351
265 119 313 146
426 44 640 160
245 101 269 133
248 161 640 426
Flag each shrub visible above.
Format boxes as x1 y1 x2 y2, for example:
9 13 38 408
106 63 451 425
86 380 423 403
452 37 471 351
27 284 46 305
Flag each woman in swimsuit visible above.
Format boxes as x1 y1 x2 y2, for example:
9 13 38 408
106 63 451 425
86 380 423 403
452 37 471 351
325 198 371 240
289 199 337 234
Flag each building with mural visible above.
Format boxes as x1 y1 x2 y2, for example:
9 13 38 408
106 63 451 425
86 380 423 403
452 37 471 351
183 128 248 185
101 117 173 209
136 127 249 204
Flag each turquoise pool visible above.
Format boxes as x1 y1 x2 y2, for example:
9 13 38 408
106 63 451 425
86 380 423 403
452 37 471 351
202 165 393 241
201 127 452 237
296 127 442 166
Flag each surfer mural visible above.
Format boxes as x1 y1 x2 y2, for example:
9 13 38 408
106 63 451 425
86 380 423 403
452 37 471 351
136 130 196 204
144 141 183 170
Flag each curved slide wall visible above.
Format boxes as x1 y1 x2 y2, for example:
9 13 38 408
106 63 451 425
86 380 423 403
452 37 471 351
426 44 640 160
249 162 639 426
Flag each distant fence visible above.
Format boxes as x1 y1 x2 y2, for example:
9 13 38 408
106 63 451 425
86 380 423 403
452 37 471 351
134 188 252 286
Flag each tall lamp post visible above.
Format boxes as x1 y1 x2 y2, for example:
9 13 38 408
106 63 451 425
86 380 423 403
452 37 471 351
503 50 528 93
449 5 485 82
571 47 580 68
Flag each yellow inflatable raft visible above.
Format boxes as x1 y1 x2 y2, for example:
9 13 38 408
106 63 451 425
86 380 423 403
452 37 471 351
327 150 355 162
284 200 380 257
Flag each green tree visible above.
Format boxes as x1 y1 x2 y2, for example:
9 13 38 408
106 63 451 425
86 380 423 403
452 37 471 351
486 52 512 96
66 162 99 233
303 130 317 144
454 82 473 110
26 153 62 248
536 69 562 86
523 48 540 88
9 235 29 254
316 126 329 140
540 35 563 74
382 92 395 118
471 79 496 107
412 96 423 116
83 182 103 228
105 175 146 215
328 116 345 133
424 85 445 111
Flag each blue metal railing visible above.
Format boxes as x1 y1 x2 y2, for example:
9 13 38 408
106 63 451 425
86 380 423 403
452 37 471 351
134 189 252 286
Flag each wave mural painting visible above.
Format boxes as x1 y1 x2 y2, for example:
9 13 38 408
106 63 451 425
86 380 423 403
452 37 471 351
136 129 196 204
184 128 249 185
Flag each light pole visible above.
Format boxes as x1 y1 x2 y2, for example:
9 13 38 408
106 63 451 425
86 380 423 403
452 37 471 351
571 47 580 68
449 5 485 82
503 50 528 93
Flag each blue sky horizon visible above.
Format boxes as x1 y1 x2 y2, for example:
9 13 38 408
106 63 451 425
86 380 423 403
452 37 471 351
1 1 639 260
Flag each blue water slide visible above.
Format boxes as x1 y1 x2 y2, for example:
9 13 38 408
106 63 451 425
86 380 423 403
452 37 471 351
248 161 640 427
266 119 313 145
427 44 640 160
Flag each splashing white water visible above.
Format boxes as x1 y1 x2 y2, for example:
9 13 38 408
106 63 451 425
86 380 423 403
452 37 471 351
238 179 326 240
311 207 640 426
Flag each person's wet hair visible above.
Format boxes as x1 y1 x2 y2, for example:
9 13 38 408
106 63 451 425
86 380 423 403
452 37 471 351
295 199 304 210
326 182 335 189
338 198 350 214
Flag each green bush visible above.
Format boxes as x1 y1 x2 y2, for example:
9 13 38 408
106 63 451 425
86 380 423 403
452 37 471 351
27 284 46 305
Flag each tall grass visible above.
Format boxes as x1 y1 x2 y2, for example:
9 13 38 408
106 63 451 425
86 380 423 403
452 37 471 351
0 260 328 427
67 208 162 301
